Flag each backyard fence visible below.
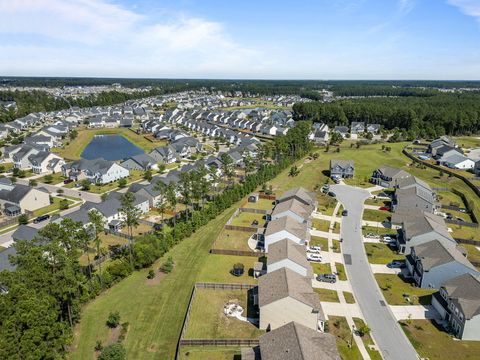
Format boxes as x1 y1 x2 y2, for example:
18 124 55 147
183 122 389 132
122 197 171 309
239 207 269 215
440 204 467 212
445 219 478 228
210 248 260 257
259 194 276 200
179 339 259 347
224 225 259 232
138 219 156 227
454 238 480 246
104 229 133 240
196 282 257 290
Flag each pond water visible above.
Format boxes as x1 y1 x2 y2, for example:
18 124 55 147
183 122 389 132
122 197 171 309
81 134 144 161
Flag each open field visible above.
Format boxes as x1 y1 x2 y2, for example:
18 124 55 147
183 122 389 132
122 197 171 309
230 212 266 227
314 287 339 302
364 243 403 264
400 319 480 360
213 228 254 252
53 128 167 160
184 288 263 339
328 316 362 360
375 274 435 305
196 254 261 284
70 200 239 359
178 347 240 360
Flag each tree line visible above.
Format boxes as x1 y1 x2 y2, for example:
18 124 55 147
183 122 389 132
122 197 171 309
293 93 480 138
0 121 312 359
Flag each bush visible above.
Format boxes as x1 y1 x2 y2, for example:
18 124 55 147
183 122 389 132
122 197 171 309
98 343 126 360
106 311 121 328
147 269 155 279
160 256 174 273
118 178 127 188
18 214 29 225
59 199 69 210
43 174 54 184
95 340 103 351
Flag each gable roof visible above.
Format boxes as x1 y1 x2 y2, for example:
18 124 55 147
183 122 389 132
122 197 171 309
276 187 316 207
403 212 453 242
442 273 480 319
267 239 312 277
265 216 308 240
271 198 313 221
413 240 476 271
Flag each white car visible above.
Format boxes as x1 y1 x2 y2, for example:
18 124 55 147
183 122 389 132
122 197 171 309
307 246 321 253
307 253 322 262
382 236 393 242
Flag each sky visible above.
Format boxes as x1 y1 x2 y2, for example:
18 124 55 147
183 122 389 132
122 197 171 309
0 0 480 79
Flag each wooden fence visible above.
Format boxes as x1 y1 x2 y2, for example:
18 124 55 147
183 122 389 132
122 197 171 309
210 248 260 257
455 238 480 246
104 229 133 240
224 225 259 232
179 339 259 347
445 219 478 228
196 282 257 290
259 194 276 201
239 207 269 215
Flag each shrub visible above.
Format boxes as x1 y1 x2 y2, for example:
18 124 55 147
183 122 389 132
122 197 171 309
106 311 121 328
18 214 29 225
118 178 127 188
147 269 155 279
95 340 103 351
98 343 126 360
59 199 69 210
160 256 174 273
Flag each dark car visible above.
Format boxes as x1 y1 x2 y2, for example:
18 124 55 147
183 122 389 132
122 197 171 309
63 179 73 184
342 209 348 216
316 274 337 283
328 191 336 198
33 214 50 224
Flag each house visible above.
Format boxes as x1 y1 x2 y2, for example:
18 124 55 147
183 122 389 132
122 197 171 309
271 198 313 224
393 185 437 214
397 212 456 254
428 136 456 156
350 122 365 135
330 160 354 179
0 247 17 271
149 146 177 164
366 124 381 134
12 225 39 242
28 151 65 174
276 187 317 209
431 273 480 340
12 145 40 169
371 166 412 188
263 216 309 252
267 238 313 278
475 160 480 176
406 240 478 289
333 126 349 138
258 267 325 331
241 321 340 360
62 158 130 184
120 153 158 171
0 183 50 215
438 152 475 170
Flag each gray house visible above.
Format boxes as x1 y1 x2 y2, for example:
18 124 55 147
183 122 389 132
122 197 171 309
371 166 412 188
120 153 158 171
431 273 480 340
406 240 478 289
330 160 354 179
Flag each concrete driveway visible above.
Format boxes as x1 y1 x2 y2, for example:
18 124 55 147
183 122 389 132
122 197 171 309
331 184 419 360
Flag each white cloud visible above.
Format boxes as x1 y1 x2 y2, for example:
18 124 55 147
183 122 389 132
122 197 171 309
448 0 480 21
398 0 415 15
0 0 269 77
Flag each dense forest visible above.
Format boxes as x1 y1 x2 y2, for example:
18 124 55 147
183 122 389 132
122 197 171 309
293 94 480 138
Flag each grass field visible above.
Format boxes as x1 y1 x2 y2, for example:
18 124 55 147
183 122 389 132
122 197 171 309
364 243 403 264
213 228 254 252
454 136 480 149
178 347 240 360
400 319 480 360
332 239 341 253
335 262 347 281
196 254 261 284
53 128 167 160
230 212 266 227
353 318 382 360
70 201 240 359
311 262 332 275
344 292 356 304
32 197 77 217
241 198 274 211
310 235 328 251
37 172 66 185
184 288 263 339
328 316 362 360
312 219 331 232
449 224 479 240
375 274 435 305
363 209 391 223
316 194 337 216
314 287 340 302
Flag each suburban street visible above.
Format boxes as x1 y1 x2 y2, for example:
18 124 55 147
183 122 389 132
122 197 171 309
331 184 419 360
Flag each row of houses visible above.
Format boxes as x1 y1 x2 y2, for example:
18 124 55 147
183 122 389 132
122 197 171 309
242 187 340 359
426 136 480 172
371 166 480 340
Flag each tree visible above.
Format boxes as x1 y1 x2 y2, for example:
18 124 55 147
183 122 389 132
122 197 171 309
119 192 141 268
43 174 54 184
157 163 166 173
29 179 38 186
80 179 91 191
143 169 152 182
153 181 167 221
289 165 300 177
98 343 126 360
69 129 78 140
165 184 178 237
88 209 106 284
220 153 235 185
117 178 127 188
59 199 69 210
160 256 174 273
330 132 343 145
106 311 121 328
18 214 28 225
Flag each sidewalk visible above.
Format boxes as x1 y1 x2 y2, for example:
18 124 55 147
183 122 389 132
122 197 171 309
311 229 340 240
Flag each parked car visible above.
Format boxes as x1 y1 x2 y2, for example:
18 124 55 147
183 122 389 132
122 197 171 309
387 261 406 269
252 219 259 226
307 246 321 254
307 253 322 262
33 214 50 224
459 208 467 213
316 274 337 283
328 191 336 198
63 179 73 184
456 217 465 222
342 209 348 216
382 236 393 242
379 206 390 211
365 233 378 239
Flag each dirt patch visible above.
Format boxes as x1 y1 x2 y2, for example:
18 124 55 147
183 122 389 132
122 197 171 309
145 269 167 286
106 326 121 346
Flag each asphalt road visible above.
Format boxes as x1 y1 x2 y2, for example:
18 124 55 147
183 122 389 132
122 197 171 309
331 184 419 360
16 179 101 203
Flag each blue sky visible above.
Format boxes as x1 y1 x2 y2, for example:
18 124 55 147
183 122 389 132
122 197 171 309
0 0 479 79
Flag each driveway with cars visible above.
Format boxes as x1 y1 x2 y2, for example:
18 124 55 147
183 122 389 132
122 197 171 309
331 184 419 360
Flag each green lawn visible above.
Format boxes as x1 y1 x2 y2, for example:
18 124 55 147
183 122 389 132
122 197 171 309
375 274 435 305
241 198 274 211
37 172 66 185
311 262 332 275
310 236 328 251
328 316 362 360
400 319 480 360
314 287 339 302
454 136 480 149
178 347 240 360
353 318 382 360
362 226 397 236
70 200 240 359
364 198 391 207
32 197 77 217
335 263 347 281
316 194 337 216
363 209 391 223
449 224 479 240
312 219 331 232
213 228 254 252
364 243 403 264
332 239 341 253
196 254 261 284
230 212 265 227
85 170 144 194
184 288 263 339
343 292 356 304
463 243 480 269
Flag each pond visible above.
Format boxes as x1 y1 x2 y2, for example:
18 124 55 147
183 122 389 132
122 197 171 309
81 134 144 161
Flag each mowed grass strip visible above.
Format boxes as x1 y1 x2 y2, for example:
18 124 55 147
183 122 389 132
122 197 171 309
70 202 239 360
184 288 263 339
178 346 241 360
364 243 403 264
375 274 435 305
314 288 339 303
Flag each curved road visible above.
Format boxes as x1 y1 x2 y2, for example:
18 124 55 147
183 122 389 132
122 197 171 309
331 184 418 360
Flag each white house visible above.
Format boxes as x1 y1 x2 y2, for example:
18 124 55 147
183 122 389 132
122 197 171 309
267 238 312 278
263 216 309 252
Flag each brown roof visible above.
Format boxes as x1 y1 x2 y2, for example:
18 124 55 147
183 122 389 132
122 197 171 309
413 240 476 271
403 212 453 242
271 198 314 221
267 238 312 277
265 216 308 240
259 321 340 360
258 267 321 311
276 187 316 206
442 273 480 319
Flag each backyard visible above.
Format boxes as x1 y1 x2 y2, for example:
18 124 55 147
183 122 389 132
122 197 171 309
196 254 261 284
230 211 266 227
178 346 240 360
375 274 435 305
212 228 255 252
